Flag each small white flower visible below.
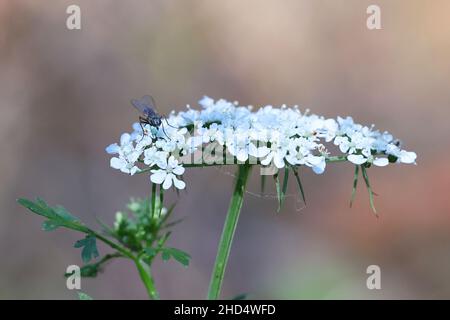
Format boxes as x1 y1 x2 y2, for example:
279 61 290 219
199 96 215 108
177 108 200 127
110 157 140 175
226 130 268 162
198 123 224 143
143 146 168 167
155 127 188 153
260 132 289 169
386 144 417 164
106 133 142 175
150 156 186 190
334 136 355 154
315 118 338 142
285 137 325 173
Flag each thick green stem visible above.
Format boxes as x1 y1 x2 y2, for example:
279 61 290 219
134 258 160 300
207 164 252 300
94 232 159 299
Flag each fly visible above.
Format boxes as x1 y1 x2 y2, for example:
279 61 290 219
130 95 174 140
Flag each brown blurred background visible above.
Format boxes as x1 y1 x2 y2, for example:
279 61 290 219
1 0 449 299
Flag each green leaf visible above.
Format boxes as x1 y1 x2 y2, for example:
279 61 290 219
77 292 93 300
292 167 306 204
160 247 191 267
17 198 87 233
18 197 50 217
74 235 99 264
350 165 359 208
360 166 377 215
167 247 191 267
161 250 171 261
53 205 79 223
42 220 61 231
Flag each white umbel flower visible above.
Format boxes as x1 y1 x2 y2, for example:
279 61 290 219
150 156 186 190
106 96 417 189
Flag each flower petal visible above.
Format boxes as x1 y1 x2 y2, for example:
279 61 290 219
260 153 273 166
150 170 167 184
172 165 185 175
312 159 326 174
173 176 186 190
306 155 323 166
400 151 417 164
273 154 285 169
168 156 178 168
129 166 139 175
373 157 389 167
347 154 367 165
236 149 248 162
105 144 119 154
120 133 131 146
162 174 174 189
254 145 270 158
110 157 125 169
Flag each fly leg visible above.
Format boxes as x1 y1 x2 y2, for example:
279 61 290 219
139 117 155 141
163 116 178 129
159 122 171 141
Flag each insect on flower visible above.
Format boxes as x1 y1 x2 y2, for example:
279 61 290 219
131 95 175 140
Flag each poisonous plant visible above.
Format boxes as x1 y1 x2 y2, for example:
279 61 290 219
19 96 416 299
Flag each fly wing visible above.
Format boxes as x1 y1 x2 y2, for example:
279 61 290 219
131 95 157 116
130 97 147 114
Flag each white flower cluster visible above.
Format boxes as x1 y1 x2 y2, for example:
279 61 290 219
106 97 417 190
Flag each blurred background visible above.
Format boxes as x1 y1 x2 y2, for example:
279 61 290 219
1 0 449 299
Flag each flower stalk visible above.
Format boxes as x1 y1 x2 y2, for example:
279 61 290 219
207 164 252 300
134 258 160 299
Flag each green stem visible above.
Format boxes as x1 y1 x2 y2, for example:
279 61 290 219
92 232 134 259
91 232 160 299
151 183 157 218
159 185 164 217
207 164 252 300
133 258 160 300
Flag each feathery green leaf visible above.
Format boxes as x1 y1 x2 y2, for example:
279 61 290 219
74 235 99 264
